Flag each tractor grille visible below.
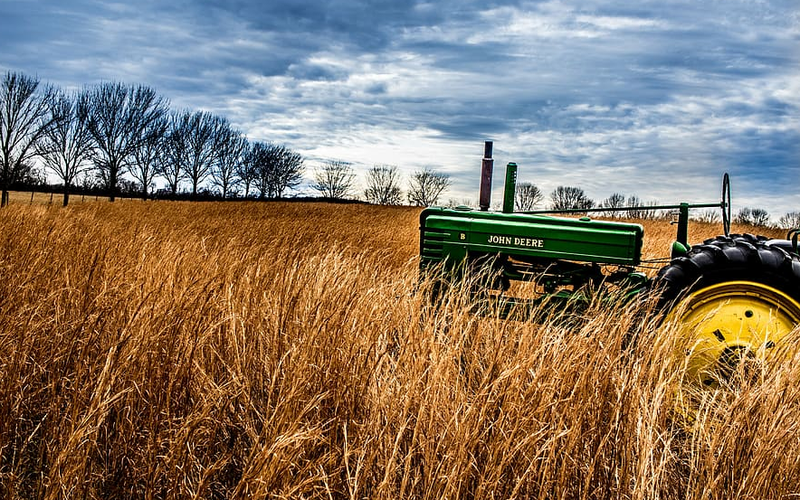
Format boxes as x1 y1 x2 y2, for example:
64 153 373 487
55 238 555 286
421 227 449 264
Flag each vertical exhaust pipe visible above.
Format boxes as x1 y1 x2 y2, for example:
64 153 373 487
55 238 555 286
503 162 517 213
479 141 493 211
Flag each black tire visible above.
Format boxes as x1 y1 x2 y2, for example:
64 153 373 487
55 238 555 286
653 234 800 423
655 233 800 308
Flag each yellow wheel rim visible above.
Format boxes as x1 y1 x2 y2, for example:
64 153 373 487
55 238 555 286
673 281 800 421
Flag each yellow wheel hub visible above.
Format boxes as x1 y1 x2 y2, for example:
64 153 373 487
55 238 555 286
673 281 800 420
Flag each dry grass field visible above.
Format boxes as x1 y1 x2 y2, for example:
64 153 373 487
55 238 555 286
4 190 142 206
1 201 798 499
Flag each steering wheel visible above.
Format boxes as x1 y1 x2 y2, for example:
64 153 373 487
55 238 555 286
721 173 731 236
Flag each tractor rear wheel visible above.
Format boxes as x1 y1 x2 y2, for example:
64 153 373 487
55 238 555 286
654 234 800 421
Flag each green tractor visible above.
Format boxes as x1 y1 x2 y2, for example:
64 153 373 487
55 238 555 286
419 142 800 412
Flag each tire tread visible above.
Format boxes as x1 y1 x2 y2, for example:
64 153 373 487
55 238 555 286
654 234 800 309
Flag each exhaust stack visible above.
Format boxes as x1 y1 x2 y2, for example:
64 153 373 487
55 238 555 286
503 162 517 213
479 141 494 211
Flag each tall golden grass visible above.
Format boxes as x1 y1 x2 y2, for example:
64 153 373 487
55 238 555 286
0 201 797 499
4 190 144 205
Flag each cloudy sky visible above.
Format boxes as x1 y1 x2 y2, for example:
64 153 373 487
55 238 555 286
1 0 798 218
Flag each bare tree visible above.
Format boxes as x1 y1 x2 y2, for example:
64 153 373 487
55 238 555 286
624 195 661 220
751 208 770 227
313 160 355 199
251 142 285 199
734 207 753 225
364 165 402 205
407 167 451 206
692 209 721 224
734 207 769 226
83 82 168 201
0 71 56 206
515 182 544 211
158 112 188 194
270 146 304 198
750 208 770 227
550 186 594 212
601 193 626 217
36 89 94 206
180 111 225 197
445 198 476 208
77 170 99 193
240 140 304 199
129 115 168 200
236 140 257 198
624 195 643 218
778 211 800 230
211 126 246 198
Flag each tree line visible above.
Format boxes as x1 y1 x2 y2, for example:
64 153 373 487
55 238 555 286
0 71 310 206
510 182 799 229
314 162 452 206
511 183 665 217
0 70 458 207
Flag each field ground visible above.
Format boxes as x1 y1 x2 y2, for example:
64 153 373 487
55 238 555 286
4 190 144 205
0 201 797 499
